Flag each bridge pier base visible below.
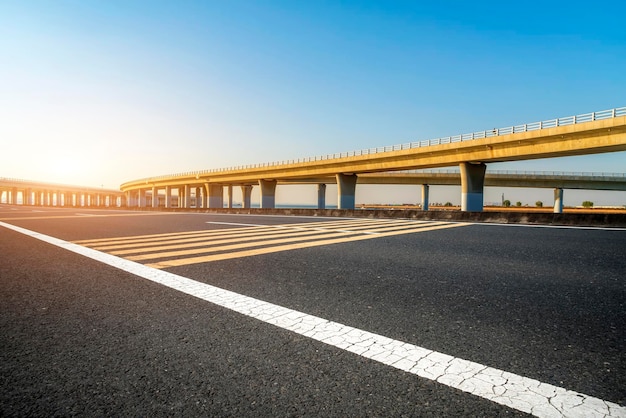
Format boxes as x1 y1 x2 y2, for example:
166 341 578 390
460 162 486 212
138 189 146 208
227 185 233 208
259 179 277 208
553 188 564 213
337 173 357 209
164 186 171 208
421 184 430 211
317 184 326 209
241 185 252 208
208 184 224 208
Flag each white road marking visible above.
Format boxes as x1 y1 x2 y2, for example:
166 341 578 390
1 220 624 418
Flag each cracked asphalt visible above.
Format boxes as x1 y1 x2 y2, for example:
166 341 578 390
1 206 624 416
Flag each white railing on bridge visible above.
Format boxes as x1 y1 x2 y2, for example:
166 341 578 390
395 170 626 178
133 107 626 183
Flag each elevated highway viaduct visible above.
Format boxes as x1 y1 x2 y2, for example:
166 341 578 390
120 107 626 213
0 178 124 208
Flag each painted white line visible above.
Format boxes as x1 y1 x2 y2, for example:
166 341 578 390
1 220 624 418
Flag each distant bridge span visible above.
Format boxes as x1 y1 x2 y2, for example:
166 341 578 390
0 178 124 207
120 107 626 212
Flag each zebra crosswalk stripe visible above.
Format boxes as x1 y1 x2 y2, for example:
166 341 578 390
75 220 468 268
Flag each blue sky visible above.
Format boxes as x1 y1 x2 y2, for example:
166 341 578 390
1 1 625 205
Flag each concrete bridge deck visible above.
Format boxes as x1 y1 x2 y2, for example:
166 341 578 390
0 177 125 207
119 107 626 212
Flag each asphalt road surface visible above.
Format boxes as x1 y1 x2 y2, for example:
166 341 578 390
1 205 625 417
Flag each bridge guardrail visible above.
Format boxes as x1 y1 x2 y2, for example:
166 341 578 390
128 107 626 184
395 170 626 178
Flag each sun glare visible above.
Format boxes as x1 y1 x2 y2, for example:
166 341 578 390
43 154 88 184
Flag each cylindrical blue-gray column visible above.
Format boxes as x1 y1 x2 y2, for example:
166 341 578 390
241 185 252 208
421 184 430 211
138 189 146 208
164 186 171 208
336 173 357 209
553 188 564 213
183 184 191 208
460 162 486 212
259 179 277 208
317 184 327 209
208 184 224 208
227 185 233 208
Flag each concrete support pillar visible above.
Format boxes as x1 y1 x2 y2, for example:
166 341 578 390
460 162 486 212
259 179 277 209
207 184 224 208
164 186 171 208
336 173 358 209
138 189 146 208
152 186 158 208
227 185 233 208
553 188 564 214
421 184 430 211
183 185 191 208
241 185 252 208
317 184 327 209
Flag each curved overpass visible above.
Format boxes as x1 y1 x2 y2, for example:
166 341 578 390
120 107 626 212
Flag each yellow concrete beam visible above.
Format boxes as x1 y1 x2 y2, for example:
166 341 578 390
120 117 626 191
